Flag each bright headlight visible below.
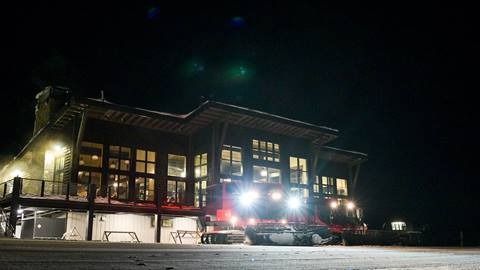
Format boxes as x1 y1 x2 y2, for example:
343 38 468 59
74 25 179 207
347 202 355 210
271 191 282 201
240 190 259 207
288 197 301 210
330 201 338 209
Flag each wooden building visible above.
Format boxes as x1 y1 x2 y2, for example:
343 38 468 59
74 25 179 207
0 86 367 243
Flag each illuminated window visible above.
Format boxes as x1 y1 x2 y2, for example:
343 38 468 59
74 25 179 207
135 177 155 201
336 178 348 196
290 187 309 201
108 146 131 171
220 145 243 177
313 176 321 195
168 154 186 177
136 149 156 174
289 157 308 184
108 174 129 200
322 176 335 195
77 171 101 197
194 153 208 178
252 139 280 162
253 166 281 183
79 142 103 167
391 221 406 231
167 179 186 203
194 180 207 207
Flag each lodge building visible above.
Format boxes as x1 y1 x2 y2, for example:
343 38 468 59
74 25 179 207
0 86 367 243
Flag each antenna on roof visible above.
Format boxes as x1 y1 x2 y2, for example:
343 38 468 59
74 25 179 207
100 90 105 102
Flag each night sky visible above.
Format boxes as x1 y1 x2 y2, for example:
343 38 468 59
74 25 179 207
2 3 477 233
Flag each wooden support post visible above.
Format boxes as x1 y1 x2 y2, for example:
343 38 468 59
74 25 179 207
186 135 195 205
86 183 96 241
8 177 22 237
156 211 162 243
71 110 87 184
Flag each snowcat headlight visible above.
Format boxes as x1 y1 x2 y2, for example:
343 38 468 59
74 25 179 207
271 191 282 201
288 197 301 210
347 202 355 210
330 201 338 209
240 190 259 207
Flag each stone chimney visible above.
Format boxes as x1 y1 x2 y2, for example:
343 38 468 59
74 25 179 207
33 86 71 135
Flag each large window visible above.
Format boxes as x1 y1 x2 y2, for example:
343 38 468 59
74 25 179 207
136 149 156 174
77 171 101 197
135 177 155 201
321 176 335 195
290 187 309 201
313 176 321 193
194 153 208 178
168 154 186 177
194 180 207 207
336 178 348 196
220 145 243 177
289 157 308 184
108 146 131 171
194 153 208 207
167 179 186 203
253 166 281 183
108 174 129 200
252 139 280 162
79 142 103 167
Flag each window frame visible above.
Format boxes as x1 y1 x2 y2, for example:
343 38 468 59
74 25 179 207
166 179 187 204
253 165 281 184
289 156 308 185
167 154 187 178
135 176 155 201
220 145 243 178
135 149 156 175
252 139 280 162
108 174 130 200
108 145 131 171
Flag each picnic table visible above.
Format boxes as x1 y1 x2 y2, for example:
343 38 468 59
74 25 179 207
102 231 140 243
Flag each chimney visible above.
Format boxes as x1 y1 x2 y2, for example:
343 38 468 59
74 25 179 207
33 86 71 135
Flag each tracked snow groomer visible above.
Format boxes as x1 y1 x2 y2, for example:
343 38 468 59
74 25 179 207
201 182 365 245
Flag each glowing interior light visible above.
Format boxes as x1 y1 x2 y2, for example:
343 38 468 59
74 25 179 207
10 170 23 178
248 218 256 225
180 172 186 178
271 191 282 201
260 169 267 177
17 209 24 214
113 183 118 188
91 155 99 160
230 216 238 225
330 201 338 209
347 202 355 210
195 168 201 176
288 197 301 210
53 144 62 152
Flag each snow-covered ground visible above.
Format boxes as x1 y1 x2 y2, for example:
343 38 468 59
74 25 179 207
1 239 479 269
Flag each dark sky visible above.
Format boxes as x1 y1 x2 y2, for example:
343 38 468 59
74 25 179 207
2 3 477 230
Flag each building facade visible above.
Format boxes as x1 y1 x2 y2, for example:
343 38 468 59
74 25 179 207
0 86 366 243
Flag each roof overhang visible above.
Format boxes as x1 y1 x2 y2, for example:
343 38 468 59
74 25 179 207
317 146 368 165
74 98 339 145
